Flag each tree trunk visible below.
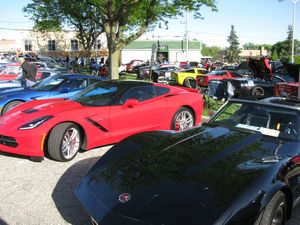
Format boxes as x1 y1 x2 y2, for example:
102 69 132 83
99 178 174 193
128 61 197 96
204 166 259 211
109 49 120 79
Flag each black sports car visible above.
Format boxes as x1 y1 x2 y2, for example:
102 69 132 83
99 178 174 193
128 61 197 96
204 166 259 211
225 58 297 98
75 97 300 225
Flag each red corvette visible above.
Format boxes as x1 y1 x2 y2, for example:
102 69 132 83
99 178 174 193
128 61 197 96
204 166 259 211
0 63 21 80
0 80 203 162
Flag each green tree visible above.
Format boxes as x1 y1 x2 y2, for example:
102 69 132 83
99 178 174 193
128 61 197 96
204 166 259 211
23 1 103 57
271 41 289 63
295 55 300 64
225 25 240 63
271 48 279 61
261 44 272 52
242 42 259 50
24 0 217 79
201 44 222 60
271 25 299 63
286 24 293 62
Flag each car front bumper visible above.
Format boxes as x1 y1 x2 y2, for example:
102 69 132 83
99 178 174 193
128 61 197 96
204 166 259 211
0 129 46 157
75 180 150 225
157 77 177 86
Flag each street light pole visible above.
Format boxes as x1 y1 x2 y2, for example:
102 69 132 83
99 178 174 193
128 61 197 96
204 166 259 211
185 11 189 62
292 0 298 63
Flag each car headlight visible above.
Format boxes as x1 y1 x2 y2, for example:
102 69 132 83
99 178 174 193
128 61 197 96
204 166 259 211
18 116 54 130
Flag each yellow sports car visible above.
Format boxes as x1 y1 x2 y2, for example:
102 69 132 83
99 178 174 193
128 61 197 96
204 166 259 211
171 68 209 87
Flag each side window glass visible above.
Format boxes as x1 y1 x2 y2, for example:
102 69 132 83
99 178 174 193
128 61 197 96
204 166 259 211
60 79 85 90
121 85 155 103
121 88 140 103
155 86 170 96
90 79 101 85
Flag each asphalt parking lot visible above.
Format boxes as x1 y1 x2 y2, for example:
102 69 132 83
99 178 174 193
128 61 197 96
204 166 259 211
0 144 300 225
0 146 111 225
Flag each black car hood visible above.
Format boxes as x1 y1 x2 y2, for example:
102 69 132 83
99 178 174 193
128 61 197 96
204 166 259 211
83 126 289 225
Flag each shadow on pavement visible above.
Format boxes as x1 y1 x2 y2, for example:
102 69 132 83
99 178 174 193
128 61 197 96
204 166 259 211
0 151 28 160
52 157 99 225
0 218 8 225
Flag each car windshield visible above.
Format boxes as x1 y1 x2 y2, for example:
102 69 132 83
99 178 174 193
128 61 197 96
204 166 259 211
32 74 65 91
209 101 299 141
70 82 122 106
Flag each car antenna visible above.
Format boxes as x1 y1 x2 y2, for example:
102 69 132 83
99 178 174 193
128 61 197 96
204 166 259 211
261 140 282 163
274 139 283 157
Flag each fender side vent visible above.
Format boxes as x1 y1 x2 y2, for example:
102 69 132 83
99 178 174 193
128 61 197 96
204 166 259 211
86 118 108 132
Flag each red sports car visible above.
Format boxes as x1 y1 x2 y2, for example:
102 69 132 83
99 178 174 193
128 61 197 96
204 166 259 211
196 70 243 87
0 80 203 162
0 63 22 80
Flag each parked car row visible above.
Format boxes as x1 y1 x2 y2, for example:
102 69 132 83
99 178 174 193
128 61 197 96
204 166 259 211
134 58 298 101
192 58 299 100
0 58 69 82
1 63 300 225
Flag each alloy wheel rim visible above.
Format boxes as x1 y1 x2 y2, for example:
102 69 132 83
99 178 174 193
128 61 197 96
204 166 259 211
175 111 193 130
62 127 80 159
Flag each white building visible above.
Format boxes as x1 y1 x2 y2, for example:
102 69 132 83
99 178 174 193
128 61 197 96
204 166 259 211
121 39 203 64
0 28 203 64
0 29 108 58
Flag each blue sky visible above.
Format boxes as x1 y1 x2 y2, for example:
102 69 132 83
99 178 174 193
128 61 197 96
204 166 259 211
0 0 299 48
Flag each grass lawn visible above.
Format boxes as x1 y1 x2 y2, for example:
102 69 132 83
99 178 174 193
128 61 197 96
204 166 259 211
120 73 137 80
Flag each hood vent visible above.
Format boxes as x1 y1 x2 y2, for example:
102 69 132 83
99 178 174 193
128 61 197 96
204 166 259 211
22 108 38 114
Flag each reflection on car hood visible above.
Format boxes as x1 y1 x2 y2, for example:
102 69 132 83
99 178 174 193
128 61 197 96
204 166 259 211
2 99 82 123
82 125 289 224
0 87 27 93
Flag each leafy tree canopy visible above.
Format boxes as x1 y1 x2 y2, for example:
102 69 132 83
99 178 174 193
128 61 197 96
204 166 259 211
24 0 218 79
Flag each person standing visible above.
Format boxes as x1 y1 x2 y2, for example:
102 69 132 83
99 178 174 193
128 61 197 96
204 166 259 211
19 57 36 87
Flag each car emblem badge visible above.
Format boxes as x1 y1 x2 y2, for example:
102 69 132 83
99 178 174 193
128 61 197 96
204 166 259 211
118 193 131 203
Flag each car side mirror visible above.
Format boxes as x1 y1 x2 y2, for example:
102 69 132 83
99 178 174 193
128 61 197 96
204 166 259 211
123 99 139 108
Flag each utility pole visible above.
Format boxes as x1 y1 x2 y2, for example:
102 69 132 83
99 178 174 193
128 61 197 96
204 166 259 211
292 0 298 63
185 11 189 62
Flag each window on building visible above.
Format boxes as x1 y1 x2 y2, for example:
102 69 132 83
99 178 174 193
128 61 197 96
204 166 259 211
71 39 78 51
24 40 32 51
48 40 56 51
95 39 101 50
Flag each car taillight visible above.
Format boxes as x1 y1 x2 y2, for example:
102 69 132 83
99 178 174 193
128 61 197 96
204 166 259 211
291 156 300 165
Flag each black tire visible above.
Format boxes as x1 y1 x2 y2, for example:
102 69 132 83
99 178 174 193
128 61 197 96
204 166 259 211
254 191 286 225
2 100 24 115
183 78 196 88
251 86 265 98
171 107 195 131
47 122 81 162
